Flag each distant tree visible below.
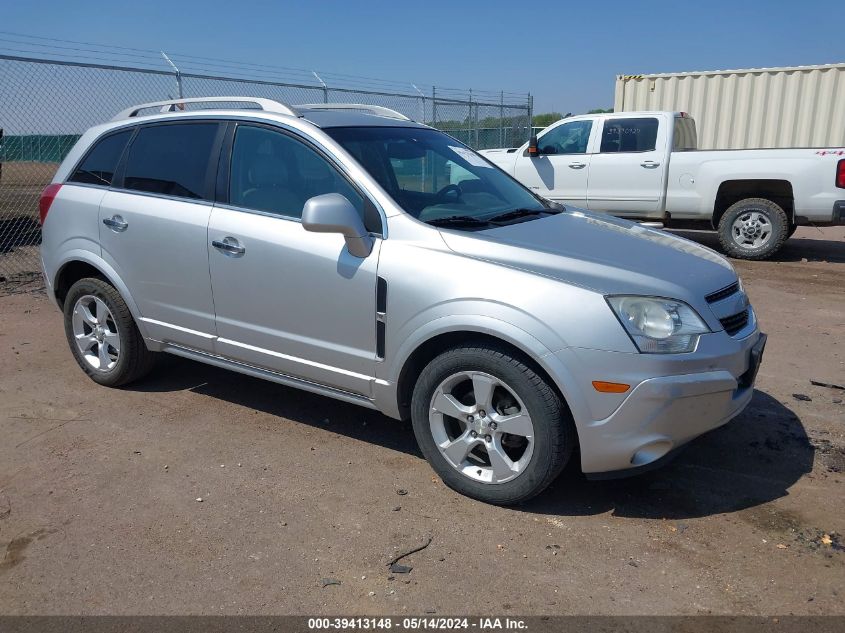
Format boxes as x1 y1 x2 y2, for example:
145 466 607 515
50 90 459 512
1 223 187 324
532 112 564 127
586 108 614 114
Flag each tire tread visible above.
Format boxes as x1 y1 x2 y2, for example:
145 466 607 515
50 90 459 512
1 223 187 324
63 277 156 387
717 197 789 260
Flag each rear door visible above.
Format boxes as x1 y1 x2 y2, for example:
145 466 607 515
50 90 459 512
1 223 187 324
586 116 666 217
207 122 380 396
513 119 593 206
98 120 224 351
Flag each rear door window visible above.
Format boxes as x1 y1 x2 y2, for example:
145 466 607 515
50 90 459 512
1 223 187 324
600 118 659 153
69 129 133 186
123 123 220 200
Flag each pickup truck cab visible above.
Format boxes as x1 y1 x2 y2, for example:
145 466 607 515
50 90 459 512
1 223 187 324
480 111 845 259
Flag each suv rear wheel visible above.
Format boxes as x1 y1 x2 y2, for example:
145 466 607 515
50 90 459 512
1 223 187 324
411 344 574 505
63 277 156 387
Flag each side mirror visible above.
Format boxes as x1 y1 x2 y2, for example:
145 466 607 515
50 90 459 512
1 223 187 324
526 135 540 157
302 193 374 258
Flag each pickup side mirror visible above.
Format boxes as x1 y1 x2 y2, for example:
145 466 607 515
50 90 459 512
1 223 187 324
302 193 374 258
526 135 540 157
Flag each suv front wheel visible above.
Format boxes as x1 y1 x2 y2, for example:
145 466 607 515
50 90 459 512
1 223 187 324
411 344 574 505
63 277 156 387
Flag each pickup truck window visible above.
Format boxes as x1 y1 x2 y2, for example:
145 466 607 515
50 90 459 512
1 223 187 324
673 117 698 151
538 120 592 155
600 118 659 153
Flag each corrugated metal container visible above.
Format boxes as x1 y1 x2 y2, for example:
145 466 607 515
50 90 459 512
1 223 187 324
614 63 845 149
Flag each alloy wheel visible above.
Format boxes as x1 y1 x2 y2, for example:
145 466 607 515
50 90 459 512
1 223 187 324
71 294 121 371
428 371 535 484
731 210 772 249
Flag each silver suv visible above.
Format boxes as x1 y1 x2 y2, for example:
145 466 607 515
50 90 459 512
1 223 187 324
40 97 766 504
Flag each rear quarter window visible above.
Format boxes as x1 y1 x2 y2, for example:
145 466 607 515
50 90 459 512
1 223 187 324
123 123 220 200
68 130 133 186
673 117 698 151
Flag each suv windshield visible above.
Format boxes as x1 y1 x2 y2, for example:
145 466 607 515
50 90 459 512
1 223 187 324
325 126 552 228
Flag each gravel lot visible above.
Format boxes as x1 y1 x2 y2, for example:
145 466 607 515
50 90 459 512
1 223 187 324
0 227 843 615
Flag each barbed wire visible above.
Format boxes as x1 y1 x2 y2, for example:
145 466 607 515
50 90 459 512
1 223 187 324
0 31 530 104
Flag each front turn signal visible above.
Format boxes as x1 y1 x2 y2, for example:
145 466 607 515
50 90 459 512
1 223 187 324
592 380 630 394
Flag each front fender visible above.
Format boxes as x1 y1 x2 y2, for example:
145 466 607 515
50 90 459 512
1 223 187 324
374 311 588 424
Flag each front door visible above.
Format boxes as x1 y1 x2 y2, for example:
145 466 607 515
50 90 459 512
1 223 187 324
513 119 593 206
207 123 380 396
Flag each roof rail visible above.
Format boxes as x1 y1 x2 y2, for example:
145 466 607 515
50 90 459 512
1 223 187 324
112 97 299 121
297 103 411 121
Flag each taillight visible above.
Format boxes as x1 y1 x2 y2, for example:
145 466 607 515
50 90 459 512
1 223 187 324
38 183 62 225
837 159 845 189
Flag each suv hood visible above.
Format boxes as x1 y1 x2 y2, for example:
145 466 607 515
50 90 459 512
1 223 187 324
439 209 737 303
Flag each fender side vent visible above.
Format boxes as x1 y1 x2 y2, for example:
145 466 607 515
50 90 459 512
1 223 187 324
377 277 388 313
376 321 386 359
376 276 387 360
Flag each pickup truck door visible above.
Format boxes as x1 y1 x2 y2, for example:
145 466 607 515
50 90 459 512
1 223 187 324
513 119 593 206
587 116 666 218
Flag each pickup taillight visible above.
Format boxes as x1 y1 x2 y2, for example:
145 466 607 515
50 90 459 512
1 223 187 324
837 159 845 189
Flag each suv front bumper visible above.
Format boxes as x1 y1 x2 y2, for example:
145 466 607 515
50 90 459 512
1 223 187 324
557 329 766 475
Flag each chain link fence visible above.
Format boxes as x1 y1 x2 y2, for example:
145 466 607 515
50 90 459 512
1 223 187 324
0 54 532 280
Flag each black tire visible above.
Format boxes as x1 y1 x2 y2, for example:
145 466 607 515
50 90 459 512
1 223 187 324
717 197 789 260
786 222 799 238
63 277 156 387
410 343 575 505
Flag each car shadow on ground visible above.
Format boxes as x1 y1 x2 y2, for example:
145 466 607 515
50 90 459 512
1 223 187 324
669 229 845 264
134 355 420 457
134 358 813 521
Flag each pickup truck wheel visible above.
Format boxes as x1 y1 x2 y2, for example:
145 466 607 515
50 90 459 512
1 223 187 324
717 198 788 260
63 277 157 387
410 344 574 505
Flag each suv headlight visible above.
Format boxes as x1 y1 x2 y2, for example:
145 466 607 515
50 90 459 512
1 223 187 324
607 296 710 354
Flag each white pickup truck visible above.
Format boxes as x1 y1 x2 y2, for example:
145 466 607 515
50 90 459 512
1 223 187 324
479 111 845 259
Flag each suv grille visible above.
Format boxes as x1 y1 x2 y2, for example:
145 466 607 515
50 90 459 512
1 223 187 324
720 309 749 336
706 282 739 304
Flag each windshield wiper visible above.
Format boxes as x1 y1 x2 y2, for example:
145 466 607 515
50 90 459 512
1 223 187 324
426 215 493 228
486 208 559 224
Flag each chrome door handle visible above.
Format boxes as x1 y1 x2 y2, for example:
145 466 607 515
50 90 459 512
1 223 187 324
568 162 586 169
212 237 246 256
102 215 128 232
640 161 660 168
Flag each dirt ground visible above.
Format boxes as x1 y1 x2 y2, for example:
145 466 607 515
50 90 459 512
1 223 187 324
0 227 843 615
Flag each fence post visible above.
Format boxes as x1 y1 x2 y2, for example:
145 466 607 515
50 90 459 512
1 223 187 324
472 97 478 148
432 86 437 125
412 84 425 123
468 89 473 147
527 94 534 142
161 52 183 98
499 91 504 148
312 72 329 103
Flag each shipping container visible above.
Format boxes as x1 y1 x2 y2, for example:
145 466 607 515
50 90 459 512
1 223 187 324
614 63 845 149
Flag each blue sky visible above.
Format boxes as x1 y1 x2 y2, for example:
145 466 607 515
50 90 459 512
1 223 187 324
2 0 842 113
